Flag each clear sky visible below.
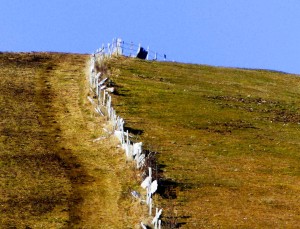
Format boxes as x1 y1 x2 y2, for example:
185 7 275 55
1 1 300 74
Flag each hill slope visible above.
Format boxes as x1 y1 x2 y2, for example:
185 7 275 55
0 53 143 228
107 56 300 228
1 52 299 228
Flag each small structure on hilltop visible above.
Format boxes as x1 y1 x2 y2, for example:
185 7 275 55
95 38 167 61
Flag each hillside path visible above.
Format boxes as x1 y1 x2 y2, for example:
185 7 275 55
0 53 142 228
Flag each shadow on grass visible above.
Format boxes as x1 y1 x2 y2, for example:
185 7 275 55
162 215 190 228
124 126 144 136
140 150 191 228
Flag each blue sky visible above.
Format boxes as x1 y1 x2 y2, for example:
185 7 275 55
1 1 300 74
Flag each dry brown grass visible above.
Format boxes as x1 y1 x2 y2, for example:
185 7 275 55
0 53 145 228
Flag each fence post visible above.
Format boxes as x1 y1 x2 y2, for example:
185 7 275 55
116 38 123 56
147 167 152 215
137 43 141 56
154 208 158 229
130 42 133 57
121 119 125 144
149 197 153 216
147 46 150 60
103 91 106 106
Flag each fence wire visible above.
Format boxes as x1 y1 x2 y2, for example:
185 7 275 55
94 38 167 61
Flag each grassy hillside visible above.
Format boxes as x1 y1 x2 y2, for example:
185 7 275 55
107 56 300 228
1 52 299 228
0 53 144 228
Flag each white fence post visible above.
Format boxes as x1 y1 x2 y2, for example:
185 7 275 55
137 43 141 57
149 197 153 216
152 208 163 228
147 46 150 60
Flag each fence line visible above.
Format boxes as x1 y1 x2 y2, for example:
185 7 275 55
93 38 167 61
89 41 163 228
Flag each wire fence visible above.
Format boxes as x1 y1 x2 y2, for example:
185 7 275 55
88 47 163 228
94 38 167 61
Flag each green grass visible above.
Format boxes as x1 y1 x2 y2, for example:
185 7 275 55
107 56 300 228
